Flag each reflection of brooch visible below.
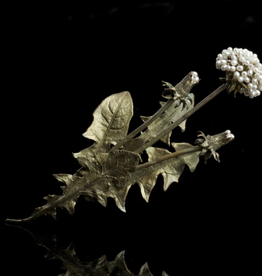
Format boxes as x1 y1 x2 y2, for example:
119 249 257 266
6 47 260 223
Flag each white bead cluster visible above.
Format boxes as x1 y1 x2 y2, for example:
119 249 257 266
190 71 200 84
216 47 262 98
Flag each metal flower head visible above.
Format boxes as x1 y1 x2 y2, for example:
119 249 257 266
195 130 235 163
162 71 200 109
216 47 262 98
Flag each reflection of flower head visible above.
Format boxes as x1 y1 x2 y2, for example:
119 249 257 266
216 47 262 98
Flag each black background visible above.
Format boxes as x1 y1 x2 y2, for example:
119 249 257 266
2 0 262 274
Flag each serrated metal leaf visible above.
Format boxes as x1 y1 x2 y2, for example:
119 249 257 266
12 149 140 221
129 143 201 201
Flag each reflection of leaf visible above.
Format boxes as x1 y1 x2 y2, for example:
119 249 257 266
123 95 194 151
14 224 168 276
58 250 139 276
60 248 168 276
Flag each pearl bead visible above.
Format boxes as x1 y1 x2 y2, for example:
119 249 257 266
222 50 230 57
241 71 247 77
227 47 233 52
191 71 198 76
247 53 252 59
258 84 262 91
237 65 244 71
221 65 227 71
231 60 238 66
221 59 227 65
244 77 250 83
231 66 236 72
239 56 246 63
248 83 254 89
247 69 253 76
254 68 260 74
253 90 260 97
254 58 260 65
238 76 244 83
234 71 240 78
217 54 223 59
252 78 258 85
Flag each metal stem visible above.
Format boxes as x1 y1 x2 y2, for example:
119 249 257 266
134 83 228 153
110 98 174 151
136 146 202 170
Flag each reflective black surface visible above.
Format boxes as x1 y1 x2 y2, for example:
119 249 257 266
3 212 262 274
3 0 262 274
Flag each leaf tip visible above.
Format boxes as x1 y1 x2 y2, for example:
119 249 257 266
114 197 127 212
142 190 150 203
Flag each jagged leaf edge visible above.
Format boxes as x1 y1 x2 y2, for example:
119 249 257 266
130 142 201 202
49 150 140 217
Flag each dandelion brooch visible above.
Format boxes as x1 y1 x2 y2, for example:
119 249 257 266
6 47 260 222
